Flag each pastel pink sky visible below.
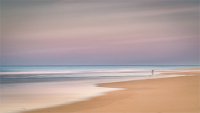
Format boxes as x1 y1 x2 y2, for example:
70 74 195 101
1 0 199 65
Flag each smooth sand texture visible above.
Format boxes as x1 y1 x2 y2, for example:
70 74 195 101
25 72 200 113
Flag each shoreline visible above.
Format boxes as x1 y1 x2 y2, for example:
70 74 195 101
23 69 200 113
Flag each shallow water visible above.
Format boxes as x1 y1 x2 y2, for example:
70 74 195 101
0 65 198 113
0 76 146 113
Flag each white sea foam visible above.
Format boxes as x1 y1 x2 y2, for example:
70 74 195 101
0 65 198 113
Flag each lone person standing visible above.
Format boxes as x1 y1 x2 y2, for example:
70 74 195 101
152 70 154 76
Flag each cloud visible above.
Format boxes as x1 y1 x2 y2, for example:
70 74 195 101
1 0 199 65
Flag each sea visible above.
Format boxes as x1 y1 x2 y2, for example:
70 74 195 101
0 65 199 113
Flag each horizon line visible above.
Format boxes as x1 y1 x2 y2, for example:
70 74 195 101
1 65 199 67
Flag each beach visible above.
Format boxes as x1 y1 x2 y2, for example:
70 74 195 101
2 0 199 112
23 70 200 113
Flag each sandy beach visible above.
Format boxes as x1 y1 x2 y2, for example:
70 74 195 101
23 70 200 113
2 0 199 112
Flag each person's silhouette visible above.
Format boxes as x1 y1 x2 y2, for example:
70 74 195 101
152 70 154 76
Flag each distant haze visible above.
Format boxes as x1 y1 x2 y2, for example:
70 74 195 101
1 0 199 65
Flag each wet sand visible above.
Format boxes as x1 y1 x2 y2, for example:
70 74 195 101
24 71 200 113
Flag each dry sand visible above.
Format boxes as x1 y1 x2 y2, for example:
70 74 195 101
24 71 200 113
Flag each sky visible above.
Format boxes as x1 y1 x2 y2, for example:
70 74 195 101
0 0 199 65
